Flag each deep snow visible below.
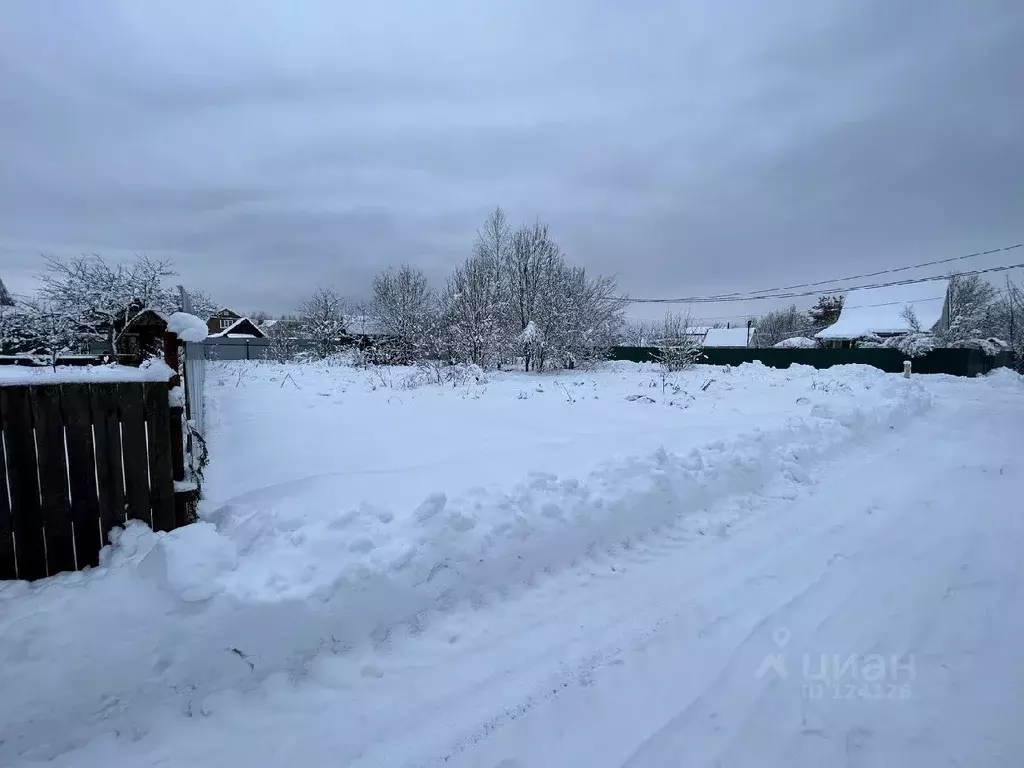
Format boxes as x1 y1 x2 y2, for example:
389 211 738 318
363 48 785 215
1 361 1022 766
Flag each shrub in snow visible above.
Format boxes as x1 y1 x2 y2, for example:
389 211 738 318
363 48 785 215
446 362 487 386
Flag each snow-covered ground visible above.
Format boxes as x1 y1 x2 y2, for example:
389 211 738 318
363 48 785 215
2 361 1022 766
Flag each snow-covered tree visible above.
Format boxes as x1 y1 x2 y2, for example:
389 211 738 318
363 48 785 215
15 298 81 366
755 304 813 348
620 318 656 347
987 279 1024 367
941 274 998 345
371 264 437 363
501 219 624 371
36 254 176 354
297 286 346 359
807 294 844 330
438 208 513 368
886 305 936 357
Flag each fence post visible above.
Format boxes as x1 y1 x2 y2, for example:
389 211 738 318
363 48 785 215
903 360 912 378
164 332 193 527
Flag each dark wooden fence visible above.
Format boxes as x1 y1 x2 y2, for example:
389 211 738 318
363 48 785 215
0 381 181 581
609 346 1016 377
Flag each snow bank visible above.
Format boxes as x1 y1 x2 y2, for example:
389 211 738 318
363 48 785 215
0 360 174 385
167 312 210 342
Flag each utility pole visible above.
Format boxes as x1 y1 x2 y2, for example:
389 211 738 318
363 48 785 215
1008 276 1015 352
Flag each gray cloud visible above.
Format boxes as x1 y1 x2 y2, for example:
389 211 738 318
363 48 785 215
1 0 1022 320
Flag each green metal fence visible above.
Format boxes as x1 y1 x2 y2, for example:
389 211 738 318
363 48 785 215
609 346 1016 377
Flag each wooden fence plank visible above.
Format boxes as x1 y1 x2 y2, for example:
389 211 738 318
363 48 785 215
143 383 175 532
0 387 46 579
62 384 102 568
90 383 126 540
118 383 152 527
31 385 76 574
0 395 17 580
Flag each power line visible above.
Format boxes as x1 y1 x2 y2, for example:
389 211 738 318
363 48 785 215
635 286 1017 327
621 242 1023 304
622 260 1024 304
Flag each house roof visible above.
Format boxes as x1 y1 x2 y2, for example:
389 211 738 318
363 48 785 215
207 317 267 339
815 279 949 340
703 327 751 347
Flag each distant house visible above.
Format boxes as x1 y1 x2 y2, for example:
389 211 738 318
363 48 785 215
815 280 950 348
703 327 753 348
207 316 267 339
207 309 242 335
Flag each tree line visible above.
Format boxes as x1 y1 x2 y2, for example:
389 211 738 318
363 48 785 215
0 208 628 372
3 217 1022 369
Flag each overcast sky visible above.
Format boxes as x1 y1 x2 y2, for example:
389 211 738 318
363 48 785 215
2 0 1022 321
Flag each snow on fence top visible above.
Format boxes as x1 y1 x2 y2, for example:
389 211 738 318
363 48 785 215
703 327 751 347
167 312 209 342
0 359 175 386
816 279 949 340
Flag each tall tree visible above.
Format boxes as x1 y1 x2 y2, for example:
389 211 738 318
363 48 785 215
438 208 514 368
298 286 346 359
941 274 998 344
372 264 436 362
808 295 844 329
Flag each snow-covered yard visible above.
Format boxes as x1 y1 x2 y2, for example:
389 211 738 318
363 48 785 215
2 360 1023 766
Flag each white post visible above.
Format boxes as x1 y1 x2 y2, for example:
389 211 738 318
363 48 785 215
903 360 912 378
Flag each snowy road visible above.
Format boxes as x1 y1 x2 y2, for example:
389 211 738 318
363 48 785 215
16 373 1021 767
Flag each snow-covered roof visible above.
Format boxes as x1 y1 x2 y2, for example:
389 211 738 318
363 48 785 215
815 280 949 340
208 317 265 339
703 327 750 347
774 336 819 349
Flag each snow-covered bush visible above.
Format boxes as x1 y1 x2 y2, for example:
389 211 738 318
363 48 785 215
445 362 487 387
946 337 1010 356
297 286 347 360
886 332 936 357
